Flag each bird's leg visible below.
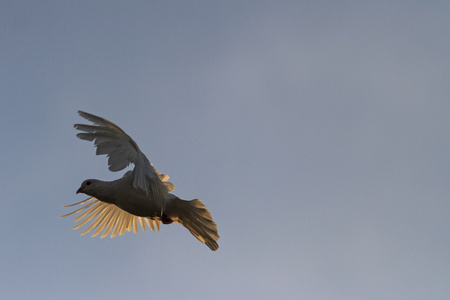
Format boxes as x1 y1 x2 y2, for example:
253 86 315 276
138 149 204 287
161 214 174 224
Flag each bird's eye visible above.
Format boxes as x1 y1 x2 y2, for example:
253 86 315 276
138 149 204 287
86 181 91 186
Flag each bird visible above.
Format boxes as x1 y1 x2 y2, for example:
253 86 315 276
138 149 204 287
60 111 219 251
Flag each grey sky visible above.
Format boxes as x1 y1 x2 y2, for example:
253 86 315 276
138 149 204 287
1 1 449 299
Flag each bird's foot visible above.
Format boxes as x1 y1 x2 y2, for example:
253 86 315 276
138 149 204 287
161 214 174 224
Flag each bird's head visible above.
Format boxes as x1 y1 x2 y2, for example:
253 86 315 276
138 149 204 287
76 179 100 196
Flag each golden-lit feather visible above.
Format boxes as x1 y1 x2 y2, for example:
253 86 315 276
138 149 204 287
60 197 160 238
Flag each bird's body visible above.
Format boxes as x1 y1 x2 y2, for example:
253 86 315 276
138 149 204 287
61 111 219 251
78 175 164 218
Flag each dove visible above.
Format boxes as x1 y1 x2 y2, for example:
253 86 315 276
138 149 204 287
60 111 219 251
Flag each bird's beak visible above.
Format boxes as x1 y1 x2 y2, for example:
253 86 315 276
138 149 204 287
76 187 83 194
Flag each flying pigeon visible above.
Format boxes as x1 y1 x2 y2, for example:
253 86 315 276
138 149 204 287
60 111 219 251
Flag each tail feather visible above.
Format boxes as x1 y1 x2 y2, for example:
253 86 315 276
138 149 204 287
172 198 219 251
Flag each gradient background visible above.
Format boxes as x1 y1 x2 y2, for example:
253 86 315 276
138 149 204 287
1 1 449 299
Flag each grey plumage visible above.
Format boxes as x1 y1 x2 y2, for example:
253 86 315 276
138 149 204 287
60 111 219 251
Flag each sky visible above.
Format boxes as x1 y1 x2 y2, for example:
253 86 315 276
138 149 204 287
1 1 450 299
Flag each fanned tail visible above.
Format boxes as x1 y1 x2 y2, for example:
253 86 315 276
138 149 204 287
172 198 219 251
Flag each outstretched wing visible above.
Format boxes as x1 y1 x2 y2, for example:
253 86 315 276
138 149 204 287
75 111 173 198
60 197 161 238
